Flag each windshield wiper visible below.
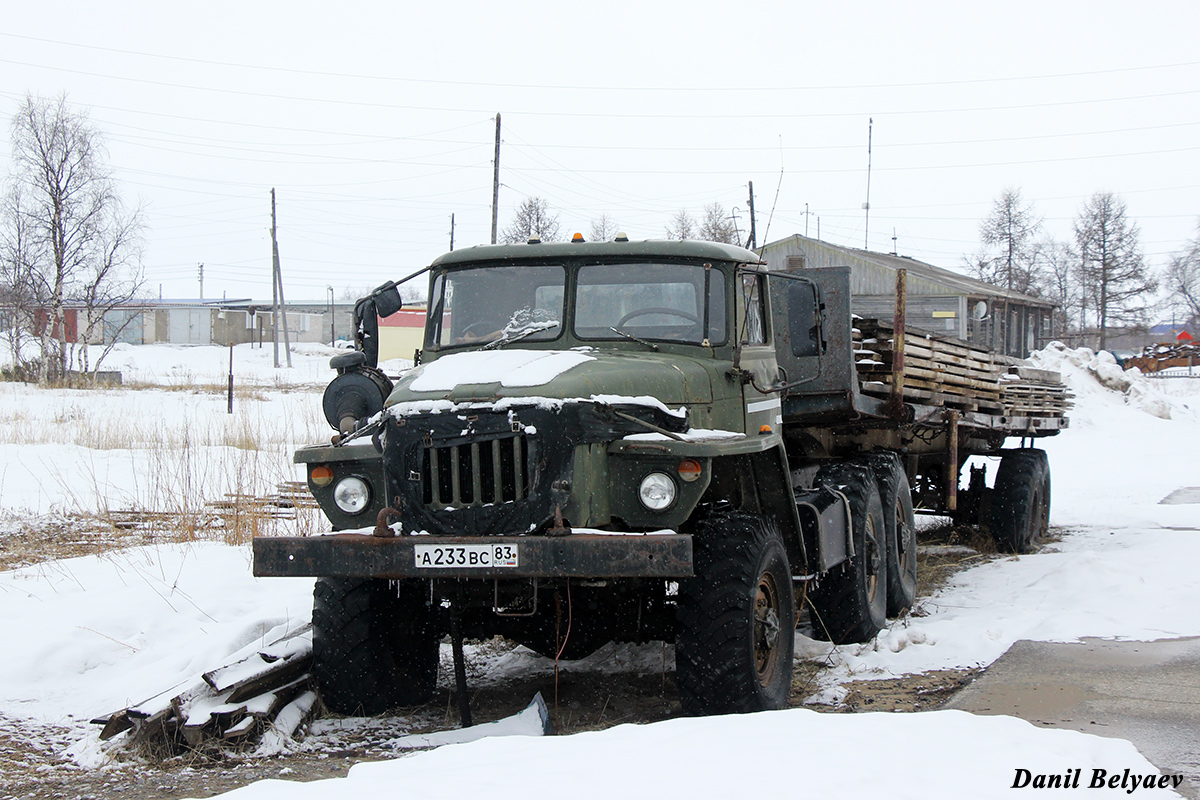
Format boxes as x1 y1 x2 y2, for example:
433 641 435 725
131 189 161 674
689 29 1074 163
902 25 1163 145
608 327 659 352
481 321 560 350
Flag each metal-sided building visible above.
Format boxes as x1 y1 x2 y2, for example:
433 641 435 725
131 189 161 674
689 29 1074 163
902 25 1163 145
758 234 1055 358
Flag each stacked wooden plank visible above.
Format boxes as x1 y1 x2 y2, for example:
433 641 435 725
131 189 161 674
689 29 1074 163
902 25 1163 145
852 319 1071 419
852 319 1005 413
91 624 316 755
109 481 318 532
207 481 320 518
997 366 1073 418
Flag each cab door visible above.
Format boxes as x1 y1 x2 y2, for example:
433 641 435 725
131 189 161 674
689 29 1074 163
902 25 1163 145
736 270 782 434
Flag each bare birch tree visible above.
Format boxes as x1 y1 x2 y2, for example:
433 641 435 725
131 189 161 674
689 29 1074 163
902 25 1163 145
1165 221 1200 325
1035 237 1080 338
666 209 695 240
699 203 738 244
970 188 1043 295
501 197 561 244
590 213 618 242
74 209 144 373
1 187 43 377
1072 192 1155 351
6 93 143 382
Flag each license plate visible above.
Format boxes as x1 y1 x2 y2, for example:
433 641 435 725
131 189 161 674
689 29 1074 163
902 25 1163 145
414 543 520 569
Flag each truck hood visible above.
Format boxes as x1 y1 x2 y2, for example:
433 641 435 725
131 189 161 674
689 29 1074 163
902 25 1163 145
385 348 714 410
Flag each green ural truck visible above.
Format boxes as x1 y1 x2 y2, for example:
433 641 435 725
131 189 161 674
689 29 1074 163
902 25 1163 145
254 237 1067 716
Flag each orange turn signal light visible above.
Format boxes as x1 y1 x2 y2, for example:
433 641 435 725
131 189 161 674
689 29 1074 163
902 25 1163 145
677 458 703 482
311 465 334 487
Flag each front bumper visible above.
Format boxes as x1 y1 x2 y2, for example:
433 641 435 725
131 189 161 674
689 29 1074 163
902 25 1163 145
253 532 693 579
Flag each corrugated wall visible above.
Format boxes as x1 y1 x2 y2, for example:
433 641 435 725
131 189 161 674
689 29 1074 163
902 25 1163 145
760 235 1052 356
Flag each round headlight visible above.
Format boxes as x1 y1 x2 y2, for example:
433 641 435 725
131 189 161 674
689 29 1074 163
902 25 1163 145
638 472 677 511
333 476 371 515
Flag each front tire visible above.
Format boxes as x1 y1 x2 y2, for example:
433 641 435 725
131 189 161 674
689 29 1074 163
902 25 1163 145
676 512 795 715
808 462 888 643
312 577 439 715
989 449 1051 554
867 453 918 616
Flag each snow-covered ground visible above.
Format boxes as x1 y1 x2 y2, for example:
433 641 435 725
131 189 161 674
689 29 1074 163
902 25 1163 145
1 343 1198 798
0 343 412 518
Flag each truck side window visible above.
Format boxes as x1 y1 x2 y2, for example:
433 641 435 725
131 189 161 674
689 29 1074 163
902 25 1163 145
740 274 766 344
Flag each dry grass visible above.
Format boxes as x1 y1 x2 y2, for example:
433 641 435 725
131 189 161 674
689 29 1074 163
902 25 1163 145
819 668 981 713
0 380 332 564
914 520 1001 597
0 500 326 571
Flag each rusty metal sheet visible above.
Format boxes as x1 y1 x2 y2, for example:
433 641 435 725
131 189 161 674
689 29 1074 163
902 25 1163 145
253 533 693 579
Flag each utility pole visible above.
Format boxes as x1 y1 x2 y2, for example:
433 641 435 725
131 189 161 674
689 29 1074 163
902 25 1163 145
327 285 335 347
892 228 898 256
198 263 204 300
864 117 873 251
490 113 501 245
271 193 280 367
270 188 292 368
449 213 455 251
746 181 757 250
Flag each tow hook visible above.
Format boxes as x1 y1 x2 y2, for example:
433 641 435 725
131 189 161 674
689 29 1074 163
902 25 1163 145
373 499 406 538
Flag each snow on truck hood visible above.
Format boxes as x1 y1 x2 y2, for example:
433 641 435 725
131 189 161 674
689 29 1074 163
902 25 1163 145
406 349 596 392
389 348 713 408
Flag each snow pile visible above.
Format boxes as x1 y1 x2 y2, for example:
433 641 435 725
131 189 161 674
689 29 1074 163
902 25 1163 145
0 544 315 766
207 709 1174 800
1030 342 1194 421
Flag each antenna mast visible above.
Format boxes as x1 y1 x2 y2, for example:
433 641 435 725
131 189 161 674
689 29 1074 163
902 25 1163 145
864 117 873 250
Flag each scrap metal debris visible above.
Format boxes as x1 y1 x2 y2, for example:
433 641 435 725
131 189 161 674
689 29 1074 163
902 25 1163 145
90 624 315 756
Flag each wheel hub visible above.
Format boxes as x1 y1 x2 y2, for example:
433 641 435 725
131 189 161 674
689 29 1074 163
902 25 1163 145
864 518 881 601
755 574 781 679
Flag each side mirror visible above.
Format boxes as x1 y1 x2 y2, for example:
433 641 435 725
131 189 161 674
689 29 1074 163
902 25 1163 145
370 281 403 318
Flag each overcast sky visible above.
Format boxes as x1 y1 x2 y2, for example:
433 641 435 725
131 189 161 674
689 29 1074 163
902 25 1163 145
2 1 1198 309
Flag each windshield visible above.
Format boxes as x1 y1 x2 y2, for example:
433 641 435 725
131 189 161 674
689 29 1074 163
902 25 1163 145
427 265 565 348
575 262 725 345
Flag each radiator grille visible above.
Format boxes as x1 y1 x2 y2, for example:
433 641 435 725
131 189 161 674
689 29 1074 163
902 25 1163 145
422 435 530 509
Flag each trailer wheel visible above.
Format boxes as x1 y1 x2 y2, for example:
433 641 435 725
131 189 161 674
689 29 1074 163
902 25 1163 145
312 577 438 715
676 512 795 715
808 463 888 643
867 454 918 616
990 449 1051 554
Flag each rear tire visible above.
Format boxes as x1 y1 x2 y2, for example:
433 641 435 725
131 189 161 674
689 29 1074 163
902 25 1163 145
676 512 795 715
989 449 1051 554
867 453 918 616
312 577 439 715
808 463 888 643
